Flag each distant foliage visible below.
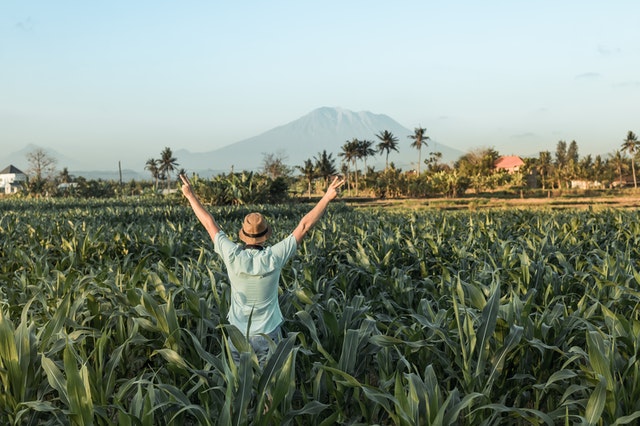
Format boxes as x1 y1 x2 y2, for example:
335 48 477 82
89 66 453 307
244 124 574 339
187 172 291 205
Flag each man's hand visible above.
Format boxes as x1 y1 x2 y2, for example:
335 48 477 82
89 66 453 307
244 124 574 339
292 175 346 244
179 173 221 239
179 174 194 199
323 176 345 201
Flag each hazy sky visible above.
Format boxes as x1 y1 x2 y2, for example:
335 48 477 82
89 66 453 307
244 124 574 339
2 1 639 169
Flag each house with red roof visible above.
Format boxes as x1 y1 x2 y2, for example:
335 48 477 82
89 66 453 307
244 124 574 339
494 156 525 174
0 165 28 194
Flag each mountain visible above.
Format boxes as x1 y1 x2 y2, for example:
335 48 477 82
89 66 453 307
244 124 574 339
0 144 80 172
1 107 463 180
177 107 463 176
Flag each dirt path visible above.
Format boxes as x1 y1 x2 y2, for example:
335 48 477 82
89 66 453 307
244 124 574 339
345 192 640 210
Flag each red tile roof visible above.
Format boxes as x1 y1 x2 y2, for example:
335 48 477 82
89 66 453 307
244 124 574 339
494 156 524 170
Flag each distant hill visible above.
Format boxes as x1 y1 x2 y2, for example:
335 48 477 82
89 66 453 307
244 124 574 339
177 107 462 176
0 144 80 173
0 144 145 181
1 107 463 180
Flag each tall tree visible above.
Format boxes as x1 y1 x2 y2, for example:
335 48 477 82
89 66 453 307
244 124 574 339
58 167 73 184
425 151 443 172
159 147 179 191
376 130 399 170
455 147 500 193
566 140 580 181
554 140 568 189
262 151 291 179
408 127 430 174
314 150 337 189
455 148 499 177
609 150 626 186
538 151 552 190
339 139 360 195
145 158 160 192
357 139 376 177
297 159 317 198
578 154 593 180
26 148 57 181
621 130 638 188
592 155 605 184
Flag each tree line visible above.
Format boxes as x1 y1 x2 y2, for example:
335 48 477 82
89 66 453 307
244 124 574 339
13 130 639 201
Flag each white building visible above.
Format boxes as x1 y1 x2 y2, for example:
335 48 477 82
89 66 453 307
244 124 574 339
0 165 28 194
570 180 604 190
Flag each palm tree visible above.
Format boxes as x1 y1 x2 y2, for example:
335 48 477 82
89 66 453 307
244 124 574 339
297 159 317 198
621 130 638 189
314 150 337 189
579 154 593 180
159 147 179 191
408 127 430 174
145 158 160 192
554 140 567 189
593 155 605 184
609 150 626 187
566 140 580 181
538 151 552 190
357 139 376 178
376 130 399 170
339 139 359 195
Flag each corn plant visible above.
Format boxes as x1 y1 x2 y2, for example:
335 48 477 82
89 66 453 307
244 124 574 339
3 198 640 424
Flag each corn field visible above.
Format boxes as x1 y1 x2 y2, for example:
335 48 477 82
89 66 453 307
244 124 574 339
1 198 640 425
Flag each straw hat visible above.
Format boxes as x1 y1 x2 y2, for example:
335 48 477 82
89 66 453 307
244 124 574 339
239 212 272 245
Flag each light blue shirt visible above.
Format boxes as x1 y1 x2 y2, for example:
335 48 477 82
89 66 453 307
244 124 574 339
213 231 297 336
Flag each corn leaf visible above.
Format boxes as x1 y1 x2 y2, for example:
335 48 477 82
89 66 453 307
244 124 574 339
475 281 501 378
584 374 606 426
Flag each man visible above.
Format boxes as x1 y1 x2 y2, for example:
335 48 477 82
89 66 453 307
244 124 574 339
179 173 345 365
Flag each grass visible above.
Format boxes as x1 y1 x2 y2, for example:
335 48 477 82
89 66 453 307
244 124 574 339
345 190 640 211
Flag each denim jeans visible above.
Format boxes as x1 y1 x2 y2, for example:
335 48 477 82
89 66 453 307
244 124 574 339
229 327 282 367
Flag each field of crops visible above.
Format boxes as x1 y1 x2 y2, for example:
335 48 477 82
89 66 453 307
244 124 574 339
1 197 640 425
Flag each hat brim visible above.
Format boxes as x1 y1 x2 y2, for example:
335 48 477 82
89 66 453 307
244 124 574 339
239 225 272 245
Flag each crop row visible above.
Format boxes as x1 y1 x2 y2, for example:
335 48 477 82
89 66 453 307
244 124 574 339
1 198 639 425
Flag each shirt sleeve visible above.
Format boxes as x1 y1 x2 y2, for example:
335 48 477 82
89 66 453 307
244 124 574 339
213 231 239 259
270 234 298 263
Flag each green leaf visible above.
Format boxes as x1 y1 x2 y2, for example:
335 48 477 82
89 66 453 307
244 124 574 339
584 375 606 426
484 325 523 394
285 400 330 417
233 351 254 425
258 333 297 391
534 369 578 391
41 354 69 406
586 330 614 391
151 348 189 371
295 311 335 363
319 365 362 387
475 281 501 378
64 344 94 426
612 410 640 425
338 329 360 374
443 391 486 426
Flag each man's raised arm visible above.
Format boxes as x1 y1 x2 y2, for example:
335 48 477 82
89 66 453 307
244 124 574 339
179 174 221 241
292 176 345 244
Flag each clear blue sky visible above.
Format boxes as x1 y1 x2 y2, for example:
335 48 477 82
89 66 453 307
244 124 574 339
2 1 639 170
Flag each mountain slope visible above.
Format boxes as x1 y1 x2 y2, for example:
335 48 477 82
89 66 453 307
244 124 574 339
178 107 462 175
2 107 463 180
